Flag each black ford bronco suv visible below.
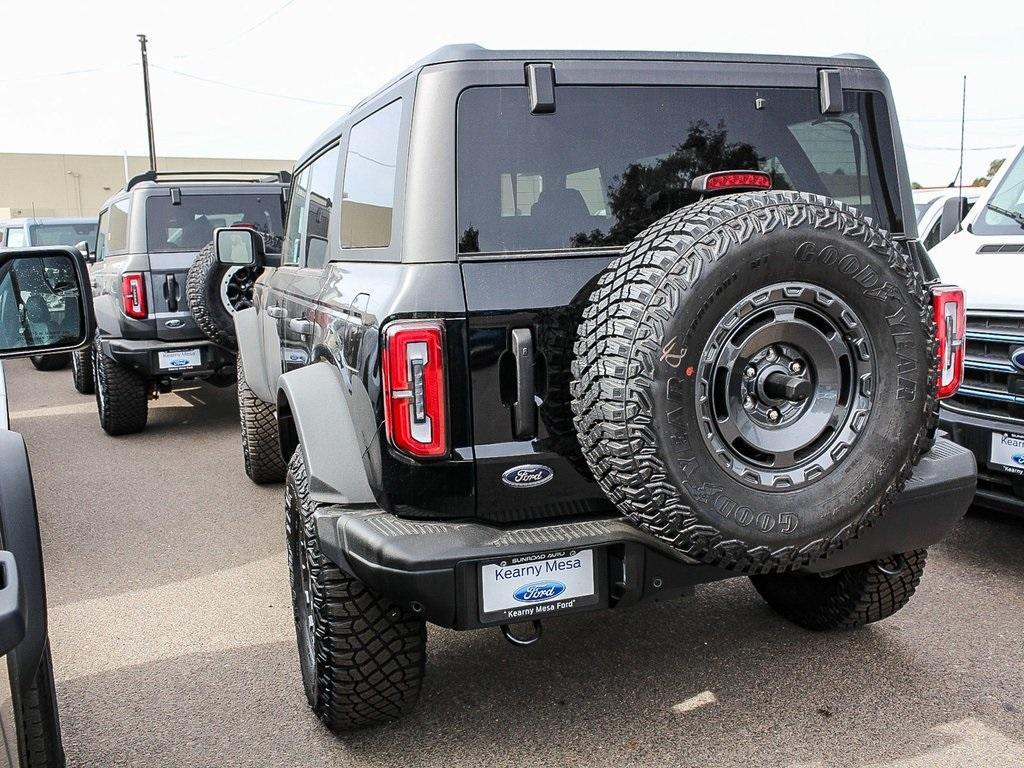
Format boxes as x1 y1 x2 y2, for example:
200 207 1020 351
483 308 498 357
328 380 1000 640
86 171 287 434
217 46 977 732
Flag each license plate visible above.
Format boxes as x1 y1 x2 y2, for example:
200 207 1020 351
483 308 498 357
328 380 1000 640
479 549 598 623
158 348 202 371
989 431 1024 475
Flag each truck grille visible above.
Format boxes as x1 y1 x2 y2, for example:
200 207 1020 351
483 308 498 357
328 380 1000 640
944 310 1024 424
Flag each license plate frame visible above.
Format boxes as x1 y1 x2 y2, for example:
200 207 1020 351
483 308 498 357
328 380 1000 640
157 348 202 371
478 548 600 624
989 431 1024 476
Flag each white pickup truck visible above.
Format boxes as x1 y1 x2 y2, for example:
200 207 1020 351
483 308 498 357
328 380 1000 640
929 144 1024 513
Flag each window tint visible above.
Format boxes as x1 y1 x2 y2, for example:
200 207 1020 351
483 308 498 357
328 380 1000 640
107 200 130 253
457 87 899 254
96 210 109 261
282 147 340 268
6 228 26 248
341 100 402 248
146 194 283 253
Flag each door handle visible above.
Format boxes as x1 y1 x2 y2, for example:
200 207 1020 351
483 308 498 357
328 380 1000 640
511 328 537 440
289 318 314 337
265 305 287 319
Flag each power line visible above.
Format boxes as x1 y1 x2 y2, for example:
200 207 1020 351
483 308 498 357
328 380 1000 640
150 64 349 107
166 0 300 60
0 62 136 84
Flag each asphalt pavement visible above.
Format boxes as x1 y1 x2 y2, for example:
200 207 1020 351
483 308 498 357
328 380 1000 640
5 357 1024 768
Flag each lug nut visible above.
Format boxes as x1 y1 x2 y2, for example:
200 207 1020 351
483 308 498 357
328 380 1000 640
789 360 804 374
743 395 755 411
767 408 781 422
744 366 757 379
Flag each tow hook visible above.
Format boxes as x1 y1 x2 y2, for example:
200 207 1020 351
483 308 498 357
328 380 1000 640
874 554 907 577
500 620 543 647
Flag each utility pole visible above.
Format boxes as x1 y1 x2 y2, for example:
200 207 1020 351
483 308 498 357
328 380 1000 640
137 34 157 172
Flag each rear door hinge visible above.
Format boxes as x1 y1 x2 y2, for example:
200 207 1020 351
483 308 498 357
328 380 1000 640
526 63 555 114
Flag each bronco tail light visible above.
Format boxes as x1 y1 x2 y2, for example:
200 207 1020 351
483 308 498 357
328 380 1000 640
381 321 448 458
932 285 965 399
691 170 773 195
121 273 148 319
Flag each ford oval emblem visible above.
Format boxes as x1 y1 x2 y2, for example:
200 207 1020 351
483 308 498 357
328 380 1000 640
1011 347 1024 373
501 464 554 488
1013 453 1024 466
164 319 184 329
513 581 565 603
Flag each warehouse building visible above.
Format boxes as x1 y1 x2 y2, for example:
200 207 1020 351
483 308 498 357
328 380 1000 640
0 152 292 219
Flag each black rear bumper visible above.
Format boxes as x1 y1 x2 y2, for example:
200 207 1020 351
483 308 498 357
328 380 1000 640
316 438 976 630
940 405 1024 515
101 337 235 380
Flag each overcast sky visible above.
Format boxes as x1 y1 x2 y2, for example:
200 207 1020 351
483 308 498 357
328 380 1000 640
1 0 1019 187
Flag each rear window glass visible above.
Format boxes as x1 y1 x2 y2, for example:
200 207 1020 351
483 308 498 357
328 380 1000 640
146 193 283 252
29 222 98 247
457 86 900 254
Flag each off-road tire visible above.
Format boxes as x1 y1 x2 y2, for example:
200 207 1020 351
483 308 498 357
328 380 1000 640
93 339 148 435
750 549 927 630
71 346 94 394
14 642 65 767
238 359 285 484
285 449 426 732
29 354 69 371
572 191 937 574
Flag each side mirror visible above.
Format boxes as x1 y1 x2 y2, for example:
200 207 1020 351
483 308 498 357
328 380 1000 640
0 247 95 359
74 240 96 264
214 227 265 267
939 196 969 242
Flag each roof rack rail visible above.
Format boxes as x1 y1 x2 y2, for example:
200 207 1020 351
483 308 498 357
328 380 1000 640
125 169 292 191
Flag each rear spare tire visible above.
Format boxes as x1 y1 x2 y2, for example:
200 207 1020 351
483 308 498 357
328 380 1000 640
186 236 278 351
572 191 936 574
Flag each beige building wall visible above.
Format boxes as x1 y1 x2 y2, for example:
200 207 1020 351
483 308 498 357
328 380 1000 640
0 153 293 219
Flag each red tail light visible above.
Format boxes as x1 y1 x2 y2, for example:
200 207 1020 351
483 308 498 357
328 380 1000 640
121 273 148 319
381 321 447 458
691 170 773 194
932 285 965 399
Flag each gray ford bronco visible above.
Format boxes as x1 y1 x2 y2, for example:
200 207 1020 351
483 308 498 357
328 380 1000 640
217 46 977 732
86 171 287 434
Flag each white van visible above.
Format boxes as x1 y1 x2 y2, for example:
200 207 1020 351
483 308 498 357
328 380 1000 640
929 144 1024 513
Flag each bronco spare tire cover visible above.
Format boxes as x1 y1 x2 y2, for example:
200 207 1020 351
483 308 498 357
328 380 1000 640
185 234 282 351
571 191 936 574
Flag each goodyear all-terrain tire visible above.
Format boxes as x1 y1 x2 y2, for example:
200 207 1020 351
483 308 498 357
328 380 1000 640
285 449 426 732
185 236 278 351
93 339 148 435
14 642 65 767
572 191 937 574
71 346 94 394
238 359 285 484
751 549 927 630
29 354 69 371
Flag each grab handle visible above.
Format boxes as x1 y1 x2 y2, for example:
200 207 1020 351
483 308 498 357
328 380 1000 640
511 328 536 440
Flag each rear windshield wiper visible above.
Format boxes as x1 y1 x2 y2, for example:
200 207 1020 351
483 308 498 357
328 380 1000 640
986 202 1024 231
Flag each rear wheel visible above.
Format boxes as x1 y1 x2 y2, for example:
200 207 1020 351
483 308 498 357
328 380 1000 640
71 346 94 394
286 449 426 732
238 359 285 484
750 550 927 630
14 642 65 768
93 339 148 435
29 354 69 372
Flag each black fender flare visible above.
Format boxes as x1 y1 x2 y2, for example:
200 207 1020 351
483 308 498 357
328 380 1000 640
277 361 374 505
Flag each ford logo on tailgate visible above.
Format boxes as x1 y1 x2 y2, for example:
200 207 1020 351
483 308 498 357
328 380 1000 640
513 581 566 603
501 464 554 488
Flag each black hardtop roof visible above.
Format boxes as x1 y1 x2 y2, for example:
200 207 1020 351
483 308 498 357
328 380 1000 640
296 44 879 166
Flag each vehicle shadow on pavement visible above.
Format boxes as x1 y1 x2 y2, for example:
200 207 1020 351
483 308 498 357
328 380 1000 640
54 577 1023 768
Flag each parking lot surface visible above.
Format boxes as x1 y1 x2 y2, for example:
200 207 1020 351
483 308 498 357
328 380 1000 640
5 358 1024 767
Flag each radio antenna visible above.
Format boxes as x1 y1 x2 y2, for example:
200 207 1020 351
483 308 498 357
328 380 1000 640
956 75 967 232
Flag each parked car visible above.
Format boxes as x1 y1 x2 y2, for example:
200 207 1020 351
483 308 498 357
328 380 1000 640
913 186 982 250
929 144 1024 514
0 244 95 766
87 171 287 433
220 45 976 732
0 218 99 373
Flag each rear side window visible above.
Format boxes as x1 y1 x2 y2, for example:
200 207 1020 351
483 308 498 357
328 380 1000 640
105 200 129 254
457 86 900 254
341 99 402 248
5 228 26 248
146 194 283 253
28 222 98 247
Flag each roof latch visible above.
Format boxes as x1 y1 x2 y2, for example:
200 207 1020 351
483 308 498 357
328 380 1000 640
526 62 555 114
818 68 844 114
